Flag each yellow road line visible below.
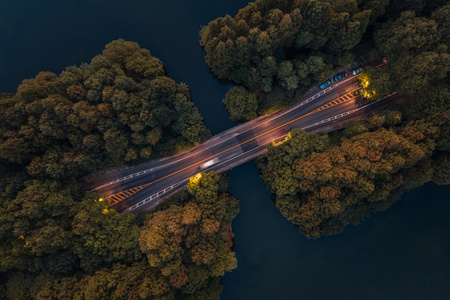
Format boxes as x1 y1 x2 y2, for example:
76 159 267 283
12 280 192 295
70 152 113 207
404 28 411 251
107 89 359 206
106 183 152 203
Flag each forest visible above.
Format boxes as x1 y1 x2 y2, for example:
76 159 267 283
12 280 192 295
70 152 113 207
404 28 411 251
201 0 449 238
0 39 211 182
1 0 449 298
0 41 238 299
256 84 450 238
201 0 449 120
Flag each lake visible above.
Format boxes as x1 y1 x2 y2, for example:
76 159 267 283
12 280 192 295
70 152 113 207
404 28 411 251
1 1 449 299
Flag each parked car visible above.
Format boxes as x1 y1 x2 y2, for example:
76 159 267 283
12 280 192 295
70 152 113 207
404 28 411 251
333 71 347 81
319 79 332 89
351 68 362 75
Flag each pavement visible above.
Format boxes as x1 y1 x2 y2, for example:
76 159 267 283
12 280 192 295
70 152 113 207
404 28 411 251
81 57 398 214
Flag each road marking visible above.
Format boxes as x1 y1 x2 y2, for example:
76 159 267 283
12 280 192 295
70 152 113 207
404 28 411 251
107 89 359 206
303 92 398 130
96 61 369 192
120 143 269 214
92 77 359 192
121 180 187 214
121 89 390 213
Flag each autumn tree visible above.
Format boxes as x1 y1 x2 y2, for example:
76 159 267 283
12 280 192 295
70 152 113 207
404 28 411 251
139 172 238 296
257 112 440 238
0 40 223 299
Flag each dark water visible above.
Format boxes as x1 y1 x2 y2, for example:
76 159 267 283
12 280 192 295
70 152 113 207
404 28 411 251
223 164 450 300
1 1 449 299
0 0 247 133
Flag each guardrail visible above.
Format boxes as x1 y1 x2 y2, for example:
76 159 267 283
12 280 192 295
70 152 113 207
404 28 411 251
120 179 187 214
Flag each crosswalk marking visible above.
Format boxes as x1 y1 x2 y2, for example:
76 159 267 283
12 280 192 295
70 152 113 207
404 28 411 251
104 88 360 206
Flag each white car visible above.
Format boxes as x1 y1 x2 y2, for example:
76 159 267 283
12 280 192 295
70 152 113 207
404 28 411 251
200 158 219 169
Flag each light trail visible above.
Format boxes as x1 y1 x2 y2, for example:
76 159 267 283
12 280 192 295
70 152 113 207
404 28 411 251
106 89 359 205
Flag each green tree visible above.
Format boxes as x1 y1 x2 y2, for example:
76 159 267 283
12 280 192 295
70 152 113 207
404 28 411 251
277 61 298 90
222 87 258 122
433 153 450 185
0 39 217 299
358 67 393 100
200 0 381 113
71 194 142 266
374 11 450 94
405 84 450 151
139 172 238 294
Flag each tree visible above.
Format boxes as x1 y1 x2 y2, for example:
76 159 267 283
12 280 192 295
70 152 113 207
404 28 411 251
374 11 450 94
187 171 220 202
358 67 393 100
277 61 298 90
405 84 450 151
433 153 450 185
0 180 76 272
256 114 439 238
222 87 258 122
200 0 380 113
71 193 142 266
0 39 211 182
139 172 238 295
432 4 450 49
0 39 218 299
255 129 330 194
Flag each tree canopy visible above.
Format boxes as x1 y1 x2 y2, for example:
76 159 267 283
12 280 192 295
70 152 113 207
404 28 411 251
0 39 211 181
378 10 449 89
364 5 450 98
201 0 387 112
405 84 450 151
202 0 449 118
222 86 258 122
1 171 239 299
256 106 448 238
31 172 238 300
0 41 236 300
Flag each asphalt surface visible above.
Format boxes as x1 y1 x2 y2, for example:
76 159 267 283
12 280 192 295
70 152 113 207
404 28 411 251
82 60 398 214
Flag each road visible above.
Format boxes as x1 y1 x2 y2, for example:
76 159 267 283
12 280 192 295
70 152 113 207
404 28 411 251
80 59 398 214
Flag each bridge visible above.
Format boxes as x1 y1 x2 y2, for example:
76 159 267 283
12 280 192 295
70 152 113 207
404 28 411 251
80 60 398 214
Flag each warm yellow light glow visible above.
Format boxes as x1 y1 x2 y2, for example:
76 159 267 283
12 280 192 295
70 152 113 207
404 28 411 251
18 235 28 247
99 197 105 202
361 87 375 99
190 173 203 186
361 79 370 88
273 132 292 146
102 208 109 214
284 132 292 142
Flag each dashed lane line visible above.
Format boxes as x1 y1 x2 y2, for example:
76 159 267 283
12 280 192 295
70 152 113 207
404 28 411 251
93 77 359 192
106 89 359 206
